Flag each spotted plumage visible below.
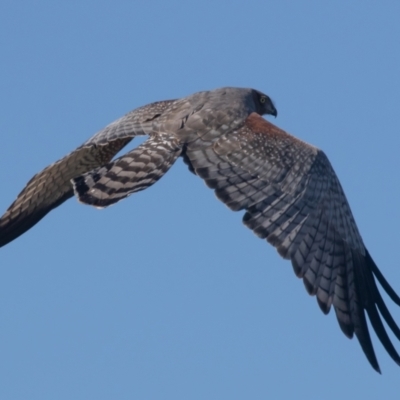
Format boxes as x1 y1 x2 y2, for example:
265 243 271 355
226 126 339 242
0 87 399 372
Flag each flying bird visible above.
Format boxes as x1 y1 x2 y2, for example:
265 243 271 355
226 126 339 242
1 87 399 372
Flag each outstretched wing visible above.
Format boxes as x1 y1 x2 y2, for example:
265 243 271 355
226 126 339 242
0 100 175 248
73 135 182 208
185 112 400 372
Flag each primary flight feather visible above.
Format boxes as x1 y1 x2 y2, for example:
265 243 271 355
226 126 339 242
1 87 399 373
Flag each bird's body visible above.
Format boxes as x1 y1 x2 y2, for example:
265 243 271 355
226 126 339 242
1 87 399 372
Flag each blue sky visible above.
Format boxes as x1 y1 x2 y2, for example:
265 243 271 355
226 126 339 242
1 1 400 399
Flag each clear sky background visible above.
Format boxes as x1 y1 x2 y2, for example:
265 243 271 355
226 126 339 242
0 1 400 399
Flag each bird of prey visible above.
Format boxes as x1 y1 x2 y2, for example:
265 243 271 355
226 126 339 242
0 87 399 372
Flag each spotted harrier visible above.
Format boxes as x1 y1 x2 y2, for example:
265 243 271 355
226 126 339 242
1 87 399 372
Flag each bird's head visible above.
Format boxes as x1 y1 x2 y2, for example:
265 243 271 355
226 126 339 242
252 89 277 117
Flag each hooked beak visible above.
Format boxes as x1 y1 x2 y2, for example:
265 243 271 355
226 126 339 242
269 102 278 118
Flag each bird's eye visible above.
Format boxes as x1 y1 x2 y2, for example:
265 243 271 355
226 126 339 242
260 96 267 104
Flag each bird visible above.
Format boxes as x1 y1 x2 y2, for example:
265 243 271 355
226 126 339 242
0 87 399 373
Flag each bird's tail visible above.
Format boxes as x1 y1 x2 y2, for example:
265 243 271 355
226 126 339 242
72 135 182 208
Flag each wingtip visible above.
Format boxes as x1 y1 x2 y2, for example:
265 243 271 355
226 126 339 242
368 251 400 306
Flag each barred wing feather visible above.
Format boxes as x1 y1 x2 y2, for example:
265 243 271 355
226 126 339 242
185 113 400 373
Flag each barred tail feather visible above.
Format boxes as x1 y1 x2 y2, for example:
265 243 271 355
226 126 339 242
72 136 182 208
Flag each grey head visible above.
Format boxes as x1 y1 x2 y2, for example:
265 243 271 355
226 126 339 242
251 88 277 117
184 87 277 119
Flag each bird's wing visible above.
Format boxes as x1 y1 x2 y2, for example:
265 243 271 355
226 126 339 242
0 100 175 247
184 112 400 372
83 100 175 145
72 135 182 208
